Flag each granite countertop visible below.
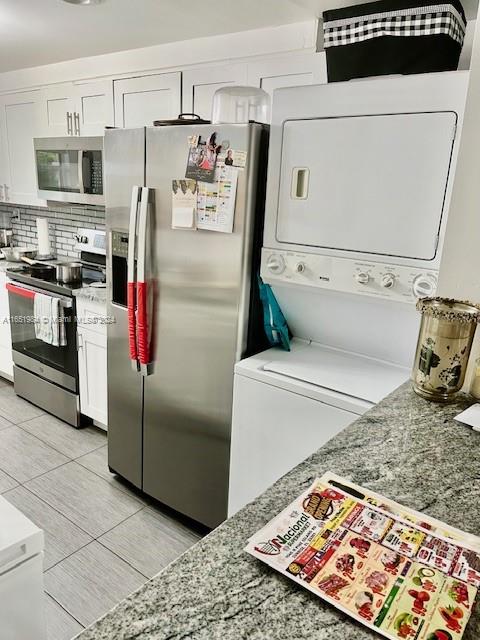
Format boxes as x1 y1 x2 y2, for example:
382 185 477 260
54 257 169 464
78 383 480 639
0 259 27 272
72 285 107 304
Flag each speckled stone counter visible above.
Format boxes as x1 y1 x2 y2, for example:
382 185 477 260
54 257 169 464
0 259 27 272
72 285 107 305
76 384 480 640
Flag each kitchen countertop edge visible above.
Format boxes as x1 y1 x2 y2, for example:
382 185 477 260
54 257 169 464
75 382 480 640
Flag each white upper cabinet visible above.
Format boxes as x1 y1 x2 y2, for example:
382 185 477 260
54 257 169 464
182 64 248 121
114 72 181 128
0 90 45 206
41 79 113 137
42 83 75 136
247 53 327 107
73 79 114 136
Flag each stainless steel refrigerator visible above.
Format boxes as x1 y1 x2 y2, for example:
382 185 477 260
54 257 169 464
105 124 268 528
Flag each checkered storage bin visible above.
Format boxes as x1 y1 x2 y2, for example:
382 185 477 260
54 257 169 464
323 0 466 82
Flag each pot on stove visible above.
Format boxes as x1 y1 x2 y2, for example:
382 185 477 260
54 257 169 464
56 262 82 284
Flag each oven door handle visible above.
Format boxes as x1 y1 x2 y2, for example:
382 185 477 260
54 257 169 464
6 283 35 300
137 187 154 376
6 282 73 308
127 186 141 370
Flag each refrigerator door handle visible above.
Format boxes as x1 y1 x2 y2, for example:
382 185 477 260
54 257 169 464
127 186 141 371
137 186 154 376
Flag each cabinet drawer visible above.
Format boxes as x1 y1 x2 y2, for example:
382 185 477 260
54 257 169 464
76 297 107 336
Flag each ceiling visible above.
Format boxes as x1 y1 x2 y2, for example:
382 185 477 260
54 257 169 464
0 0 316 73
0 0 477 74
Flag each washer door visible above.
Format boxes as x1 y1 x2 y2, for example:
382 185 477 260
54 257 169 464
276 111 457 260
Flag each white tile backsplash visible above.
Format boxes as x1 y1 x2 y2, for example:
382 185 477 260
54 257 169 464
0 203 105 259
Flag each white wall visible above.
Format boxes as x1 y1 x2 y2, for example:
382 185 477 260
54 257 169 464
0 21 318 93
459 20 477 69
438 18 480 300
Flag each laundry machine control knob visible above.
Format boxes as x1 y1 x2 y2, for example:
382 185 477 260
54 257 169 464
381 273 396 289
355 272 370 285
295 262 306 274
412 273 437 299
266 254 285 275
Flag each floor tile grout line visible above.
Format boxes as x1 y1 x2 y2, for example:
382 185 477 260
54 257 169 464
0 382 107 459
14 420 107 461
26 485 145 541
7 483 97 543
95 538 150 580
45 590 86 629
0 407 46 427
12 485 147 573
92 502 146 539
73 455 151 506
69 458 146 508
0 462 21 488
0 457 72 487
44 537 93 574
72 440 108 460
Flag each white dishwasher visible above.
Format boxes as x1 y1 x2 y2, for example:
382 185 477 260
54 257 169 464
0 496 45 640
228 339 409 517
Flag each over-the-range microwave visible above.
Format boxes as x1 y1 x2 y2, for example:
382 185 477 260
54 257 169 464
34 136 104 205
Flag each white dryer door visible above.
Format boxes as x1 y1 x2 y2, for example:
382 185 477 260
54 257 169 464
276 111 457 260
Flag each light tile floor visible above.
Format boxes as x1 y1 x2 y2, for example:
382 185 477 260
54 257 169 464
0 380 203 639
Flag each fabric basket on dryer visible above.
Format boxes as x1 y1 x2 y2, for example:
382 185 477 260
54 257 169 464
322 0 466 82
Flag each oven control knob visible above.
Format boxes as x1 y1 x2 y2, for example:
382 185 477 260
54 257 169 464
412 273 437 299
295 261 306 274
381 273 396 289
355 272 370 285
266 254 285 275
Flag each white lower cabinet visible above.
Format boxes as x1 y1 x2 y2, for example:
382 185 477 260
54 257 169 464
77 298 107 427
0 273 13 381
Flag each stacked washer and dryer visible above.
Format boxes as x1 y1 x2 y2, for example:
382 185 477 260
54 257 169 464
228 71 469 516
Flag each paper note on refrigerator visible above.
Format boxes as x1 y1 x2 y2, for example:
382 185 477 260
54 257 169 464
196 163 238 233
171 179 197 230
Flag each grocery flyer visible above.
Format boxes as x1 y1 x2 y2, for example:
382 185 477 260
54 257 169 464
246 475 479 640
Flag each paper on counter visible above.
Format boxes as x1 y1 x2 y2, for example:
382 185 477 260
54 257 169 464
246 473 480 640
454 403 480 432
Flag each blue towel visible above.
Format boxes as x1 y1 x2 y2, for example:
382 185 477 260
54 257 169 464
258 275 291 351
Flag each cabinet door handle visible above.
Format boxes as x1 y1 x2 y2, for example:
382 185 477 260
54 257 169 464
67 112 73 135
74 112 80 136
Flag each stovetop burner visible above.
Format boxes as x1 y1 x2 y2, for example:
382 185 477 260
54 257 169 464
6 265 105 297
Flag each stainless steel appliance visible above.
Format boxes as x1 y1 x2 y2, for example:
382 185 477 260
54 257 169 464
6 229 106 427
0 210 13 248
105 124 268 528
34 136 104 205
0 230 12 248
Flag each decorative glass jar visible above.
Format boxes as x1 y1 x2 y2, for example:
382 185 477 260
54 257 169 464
412 298 480 402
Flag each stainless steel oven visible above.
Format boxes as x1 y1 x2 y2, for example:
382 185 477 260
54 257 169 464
7 281 80 426
34 136 104 205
